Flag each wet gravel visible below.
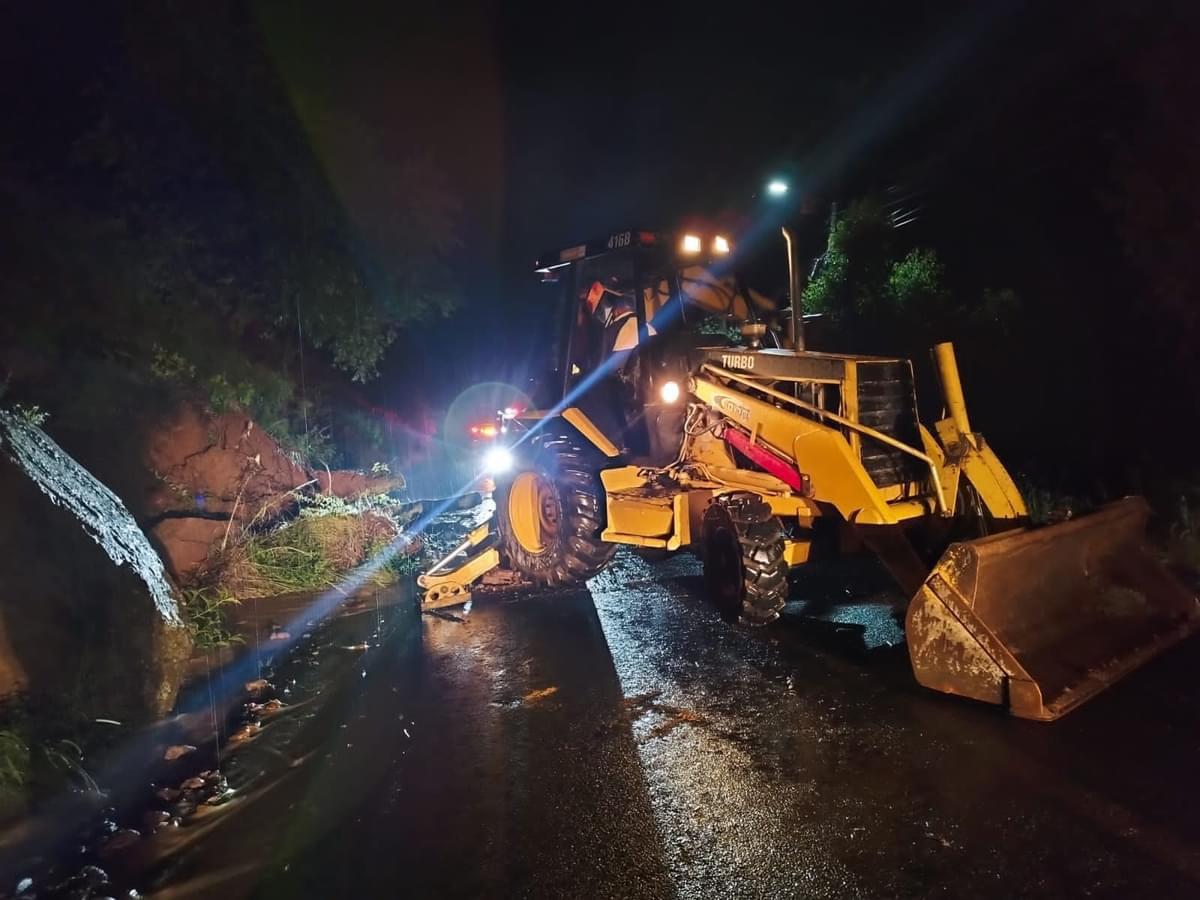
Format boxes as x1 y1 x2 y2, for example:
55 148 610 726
16 548 1200 899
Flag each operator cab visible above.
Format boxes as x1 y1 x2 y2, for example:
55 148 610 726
534 228 780 464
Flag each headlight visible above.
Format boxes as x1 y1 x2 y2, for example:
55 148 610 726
712 235 730 254
482 446 514 474
659 380 681 404
680 234 702 254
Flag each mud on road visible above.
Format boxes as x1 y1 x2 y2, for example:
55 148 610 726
66 550 1200 898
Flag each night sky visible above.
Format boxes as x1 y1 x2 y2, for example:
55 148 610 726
247 1 1056 385
4 0 1198 486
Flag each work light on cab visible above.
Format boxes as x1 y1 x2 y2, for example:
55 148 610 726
712 235 731 254
680 234 702 254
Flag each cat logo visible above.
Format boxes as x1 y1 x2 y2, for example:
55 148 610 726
717 396 751 424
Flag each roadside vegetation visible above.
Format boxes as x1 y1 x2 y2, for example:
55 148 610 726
0 703 104 823
179 588 244 650
0 7 461 471
200 492 422 601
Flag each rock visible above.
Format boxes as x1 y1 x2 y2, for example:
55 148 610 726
171 799 197 818
163 744 196 761
65 864 109 890
144 407 311 521
148 518 229 581
143 809 172 832
180 776 206 791
99 828 141 855
315 468 405 499
0 412 192 720
227 722 260 744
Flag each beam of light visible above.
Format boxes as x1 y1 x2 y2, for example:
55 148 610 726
766 179 789 197
10 238 757 869
8 457 503 867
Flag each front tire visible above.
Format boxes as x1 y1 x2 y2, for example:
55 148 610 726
495 435 616 587
702 492 789 626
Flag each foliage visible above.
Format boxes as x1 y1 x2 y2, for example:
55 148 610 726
338 409 388 460
41 738 100 796
800 196 1026 426
887 248 945 312
297 493 361 519
215 489 421 598
696 316 743 342
180 588 245 649
299 491 399 519
1017 477 1077 527
242 528 340 594
1169 494 1200 571
8 404 48 427
0 729 30 812
802 198 961 335
0 5 461 473
0 718 102 818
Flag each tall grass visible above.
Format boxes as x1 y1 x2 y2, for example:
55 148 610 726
180 587 245 649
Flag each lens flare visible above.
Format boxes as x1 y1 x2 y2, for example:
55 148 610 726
483 445 514 474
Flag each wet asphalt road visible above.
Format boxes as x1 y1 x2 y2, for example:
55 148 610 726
146 549 1200 899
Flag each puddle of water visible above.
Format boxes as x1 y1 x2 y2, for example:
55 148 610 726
0 580 418 899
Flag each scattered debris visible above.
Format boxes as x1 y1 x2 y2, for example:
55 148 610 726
623 691 708 740
481 568 524 586
143 809 173 832
423 608 467 623
164 744 196 761
99 827 141 856
523 686 559 704
246 698 285 716
227 722 261 745
244 678 272 693
647 708 708 739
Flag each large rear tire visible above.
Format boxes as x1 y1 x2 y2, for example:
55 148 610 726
495 436 616 587
702 492 789 626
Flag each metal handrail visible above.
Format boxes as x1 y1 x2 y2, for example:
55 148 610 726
700 364 948 514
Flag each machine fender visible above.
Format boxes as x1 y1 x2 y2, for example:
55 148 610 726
560 407 621 458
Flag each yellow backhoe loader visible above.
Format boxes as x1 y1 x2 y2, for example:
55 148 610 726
419 226 1199 721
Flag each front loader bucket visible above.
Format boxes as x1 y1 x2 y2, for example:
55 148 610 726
906 497 1200 721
